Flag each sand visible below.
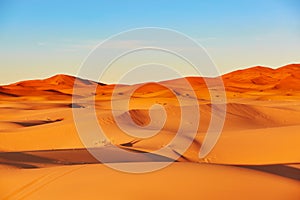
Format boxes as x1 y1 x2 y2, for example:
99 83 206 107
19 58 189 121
1 163 300 200
0 64 300 199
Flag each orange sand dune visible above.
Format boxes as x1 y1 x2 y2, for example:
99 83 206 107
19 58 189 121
1 163 299 200
1 64 300 199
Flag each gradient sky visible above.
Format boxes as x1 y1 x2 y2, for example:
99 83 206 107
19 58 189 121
0 0 299 84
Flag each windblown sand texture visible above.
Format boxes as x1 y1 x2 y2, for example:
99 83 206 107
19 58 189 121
1 64 300 199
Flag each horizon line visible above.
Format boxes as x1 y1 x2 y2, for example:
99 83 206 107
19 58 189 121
1 62 299 86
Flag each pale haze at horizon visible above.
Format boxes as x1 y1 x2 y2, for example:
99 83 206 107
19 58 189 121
0 0 299 84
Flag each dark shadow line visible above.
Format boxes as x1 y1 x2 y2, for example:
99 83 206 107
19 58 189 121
235 164 300 181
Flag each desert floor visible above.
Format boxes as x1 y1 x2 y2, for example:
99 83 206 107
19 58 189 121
1 64 300 199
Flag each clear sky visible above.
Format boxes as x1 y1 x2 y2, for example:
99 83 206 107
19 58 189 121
0 0 299 84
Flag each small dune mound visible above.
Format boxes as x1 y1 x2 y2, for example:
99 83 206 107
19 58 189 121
5 74 99 90
162 77 205 87
134 82 170 94
275 75 300 90
0 75 102 99
251 75 279 85
276 63 300 73
224 66 275 79
44 74 77 86
44 74 97 87
119 109 151 127
221 64 300 93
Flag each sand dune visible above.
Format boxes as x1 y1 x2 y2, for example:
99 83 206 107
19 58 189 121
1 163 299 200
1 64 300 199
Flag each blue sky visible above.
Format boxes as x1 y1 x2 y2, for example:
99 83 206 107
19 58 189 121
0 0 299 84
